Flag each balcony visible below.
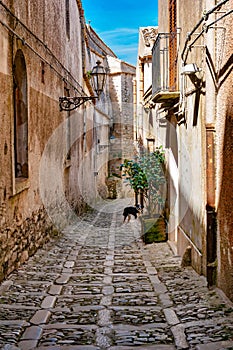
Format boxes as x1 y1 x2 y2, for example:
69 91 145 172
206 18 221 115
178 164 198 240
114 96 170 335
152 33 180 104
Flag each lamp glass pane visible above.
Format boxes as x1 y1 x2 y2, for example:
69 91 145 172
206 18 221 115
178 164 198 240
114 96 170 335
91 62 106 96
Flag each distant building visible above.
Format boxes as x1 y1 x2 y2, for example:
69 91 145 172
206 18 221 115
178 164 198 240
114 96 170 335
107 56 136 198
135 26 158 151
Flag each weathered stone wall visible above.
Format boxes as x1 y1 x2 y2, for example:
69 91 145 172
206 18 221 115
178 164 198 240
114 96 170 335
167 0 233 300
174 0 206 274
0 0 86 281
84 26 121 204
0 205 56 281
107 57 136 198
215 0 233 301
1 0 134 284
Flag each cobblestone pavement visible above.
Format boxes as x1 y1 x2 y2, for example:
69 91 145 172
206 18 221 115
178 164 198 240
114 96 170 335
0 200 233 350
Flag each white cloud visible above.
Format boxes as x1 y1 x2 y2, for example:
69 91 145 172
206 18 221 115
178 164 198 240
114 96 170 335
111 44 136 54
99 27 139 36
94 27 139 65
98 27 139 42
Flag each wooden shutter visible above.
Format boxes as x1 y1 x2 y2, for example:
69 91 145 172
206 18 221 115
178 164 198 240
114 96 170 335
169 0 177 91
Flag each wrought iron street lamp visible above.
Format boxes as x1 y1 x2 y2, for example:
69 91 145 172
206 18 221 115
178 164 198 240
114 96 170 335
59 61 107 111
91 60 106 96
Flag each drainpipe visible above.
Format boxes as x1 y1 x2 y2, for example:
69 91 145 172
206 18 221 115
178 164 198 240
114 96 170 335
139 60 144 101
205 0 217 287
138 59 144 141
133 77 137 141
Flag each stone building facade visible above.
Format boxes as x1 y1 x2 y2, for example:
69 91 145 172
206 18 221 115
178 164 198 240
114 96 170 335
0 0 135 281
0 0 86 280
213 0 233 301
107 56 136 198
137 0 233 301
135 27 158 151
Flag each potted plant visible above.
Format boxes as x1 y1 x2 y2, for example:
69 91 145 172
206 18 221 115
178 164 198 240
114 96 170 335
121 146 167 243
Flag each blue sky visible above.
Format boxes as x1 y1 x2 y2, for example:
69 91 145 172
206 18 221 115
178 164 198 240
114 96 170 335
81 0 158 66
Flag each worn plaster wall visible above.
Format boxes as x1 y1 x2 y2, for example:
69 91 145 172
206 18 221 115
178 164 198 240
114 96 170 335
215 0 233 301
175 0 206 274
155 0 206 271
84 25 119 203
0 0 86 280
158 0 169 33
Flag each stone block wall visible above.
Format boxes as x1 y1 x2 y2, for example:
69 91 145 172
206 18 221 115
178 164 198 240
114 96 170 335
0 0 84 282
0 205 56 281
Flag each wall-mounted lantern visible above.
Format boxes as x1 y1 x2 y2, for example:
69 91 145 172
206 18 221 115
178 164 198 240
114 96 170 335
181 63 200 75
59 61 107 111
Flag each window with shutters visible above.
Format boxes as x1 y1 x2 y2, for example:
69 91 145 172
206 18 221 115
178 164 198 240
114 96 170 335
151 1 179 102
169 0 177 91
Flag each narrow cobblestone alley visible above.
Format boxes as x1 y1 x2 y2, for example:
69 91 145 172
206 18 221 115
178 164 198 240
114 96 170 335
0 200 233 350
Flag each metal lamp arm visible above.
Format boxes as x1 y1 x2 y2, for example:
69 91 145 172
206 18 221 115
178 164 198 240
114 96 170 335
59 96 98 111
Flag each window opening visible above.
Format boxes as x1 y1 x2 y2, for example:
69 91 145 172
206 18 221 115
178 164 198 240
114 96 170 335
66 0 70 40
13 50 28 178
41 61 45 83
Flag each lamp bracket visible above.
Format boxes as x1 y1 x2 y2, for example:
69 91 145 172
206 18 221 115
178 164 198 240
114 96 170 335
59 96 97 111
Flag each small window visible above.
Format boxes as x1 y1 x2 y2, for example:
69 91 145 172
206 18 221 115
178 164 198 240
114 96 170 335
41 61 45 84
147 138 155 153
66 0 70 40
13 50 28 179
